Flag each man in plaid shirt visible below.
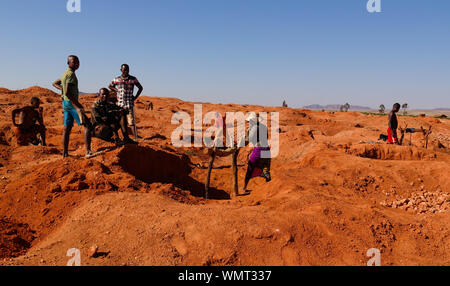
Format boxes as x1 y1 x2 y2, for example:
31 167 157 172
109 64 144 138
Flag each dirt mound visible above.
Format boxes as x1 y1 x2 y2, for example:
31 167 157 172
0 86 59 105
0 144 209 258
345 144 437 160
0 157 121 246
0 218 36 259
25 157 119 194
10 86 57 97
45 159 118 193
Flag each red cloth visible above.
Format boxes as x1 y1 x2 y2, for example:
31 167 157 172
387 128 398 144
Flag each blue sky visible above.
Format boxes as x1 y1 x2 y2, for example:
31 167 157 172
0 0 449 109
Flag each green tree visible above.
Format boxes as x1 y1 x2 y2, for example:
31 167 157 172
379 104 385 114
282 100 288 108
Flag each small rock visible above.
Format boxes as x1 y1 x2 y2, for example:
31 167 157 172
88 245 99 258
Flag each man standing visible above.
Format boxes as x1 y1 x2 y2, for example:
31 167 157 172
52 55 89 157
388 103 401 144
12 97 46 146
109 64 144 140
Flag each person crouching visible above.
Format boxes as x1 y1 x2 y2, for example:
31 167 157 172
85 88 137 156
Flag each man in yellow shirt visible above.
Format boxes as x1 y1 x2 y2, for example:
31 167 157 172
52 55 89 157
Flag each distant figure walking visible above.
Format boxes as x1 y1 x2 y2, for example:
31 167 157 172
52 55 90 157
388 103 401 144
109 64 144 140
12 97 46 146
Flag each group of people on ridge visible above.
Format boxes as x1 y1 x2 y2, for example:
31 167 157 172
12 55 146 157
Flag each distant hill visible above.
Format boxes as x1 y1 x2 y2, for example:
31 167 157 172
80 91 96 95
303 104 373 111
0 86 97 97
0 86 58 97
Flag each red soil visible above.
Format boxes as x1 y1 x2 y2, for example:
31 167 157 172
0 87 449 266
0 218 35 259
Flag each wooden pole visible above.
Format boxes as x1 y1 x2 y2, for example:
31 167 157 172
205 150 216 199
232 148 239 197
425 128 431 149
399 128 405 146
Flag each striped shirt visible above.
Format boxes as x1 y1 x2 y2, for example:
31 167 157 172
110 75 140 110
